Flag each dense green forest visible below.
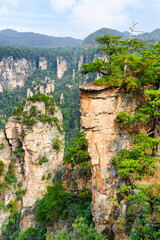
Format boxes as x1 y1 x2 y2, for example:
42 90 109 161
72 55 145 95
0 45 97 148
82 35 160 239
0 33 160 239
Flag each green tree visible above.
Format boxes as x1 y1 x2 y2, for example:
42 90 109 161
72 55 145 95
36 182 66 225
63 131 90 168
47 217 107 240
81 35 160 91
81 35 160 239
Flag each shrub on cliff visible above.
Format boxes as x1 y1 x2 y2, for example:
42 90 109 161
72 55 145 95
63 131 90 168
5 158 16 184
81 34 160 239
15 227 46 240
0 160 4 176
47 217 107 240
36 181 92 227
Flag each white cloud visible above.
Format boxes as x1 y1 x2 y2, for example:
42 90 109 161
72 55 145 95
69 0 139 34
50 0 76 12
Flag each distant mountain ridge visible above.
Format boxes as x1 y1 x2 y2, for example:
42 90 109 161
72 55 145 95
0 29 82 48
0 28 159 48
83 28 129 45
136 29 160 42
83 28 160 45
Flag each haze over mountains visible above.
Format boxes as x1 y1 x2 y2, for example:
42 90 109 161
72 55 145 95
0 28 159 48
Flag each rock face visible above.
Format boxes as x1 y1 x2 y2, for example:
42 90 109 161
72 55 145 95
0 56 36 89
57 56 67 79
39 57 47 70
80 83 137 231
27 77 55 98
62 164 92 193
78 55 83 71
0 97 65 232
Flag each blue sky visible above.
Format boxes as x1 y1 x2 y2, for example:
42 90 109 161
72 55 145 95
0 0 159 39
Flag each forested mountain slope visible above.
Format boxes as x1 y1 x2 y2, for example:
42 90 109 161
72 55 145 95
0 29 82 48
0 27 159 48
0 45 98 149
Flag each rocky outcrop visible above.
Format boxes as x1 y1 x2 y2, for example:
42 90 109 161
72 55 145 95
0 56 36 89
62 164 92 193
78 55 83 71
79 82 137 232
39 57 47 70
57 56 67 79
5 100 64 206
72 69 75 82
0 96 65 232
60 93 64 104
27 76 55 97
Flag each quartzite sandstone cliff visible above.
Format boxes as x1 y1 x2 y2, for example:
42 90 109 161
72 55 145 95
79 82 138 232
0 97 64 233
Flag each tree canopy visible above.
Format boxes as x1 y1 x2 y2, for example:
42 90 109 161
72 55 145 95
81 35 160 91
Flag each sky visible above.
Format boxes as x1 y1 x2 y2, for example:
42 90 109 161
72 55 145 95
0 0 159 39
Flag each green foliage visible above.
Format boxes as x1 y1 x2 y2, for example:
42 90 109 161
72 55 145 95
126 183 160 239
27 94 56 108
82 35 160 92
41 175 46 181
29 105 38 117
36 182 66 225
116 112 132 129
20 130 26 138
50 106 57 115
15 188 26 200
13 100 26 116
0 201 4 209
0 45 97 150
0 181 8 193
47 173 51 180
38 156 49 165
114 87 160 180
15 227 46 240
1 211 21 240
0 201 8 212
22 117 37 129
5 158 16 184
13 94 63 132
37 114 59 126
117 184 131 199
0 142 5 149
0 160 5 176
1 200 21 240
17 181 22 188
52 138 63 152
52 217 107 240
79 189 92 201
14 141 25 158
113 133 159 179
63 132 90 168
36 181 92 227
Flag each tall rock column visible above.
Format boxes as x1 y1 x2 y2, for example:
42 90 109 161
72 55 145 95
79 82 137 232
57 56 67 79
0 95 65 233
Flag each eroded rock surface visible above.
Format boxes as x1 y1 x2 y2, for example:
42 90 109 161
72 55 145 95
80 83 137 231
0 56 36 89
0 97 64 232
57 56 67 79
